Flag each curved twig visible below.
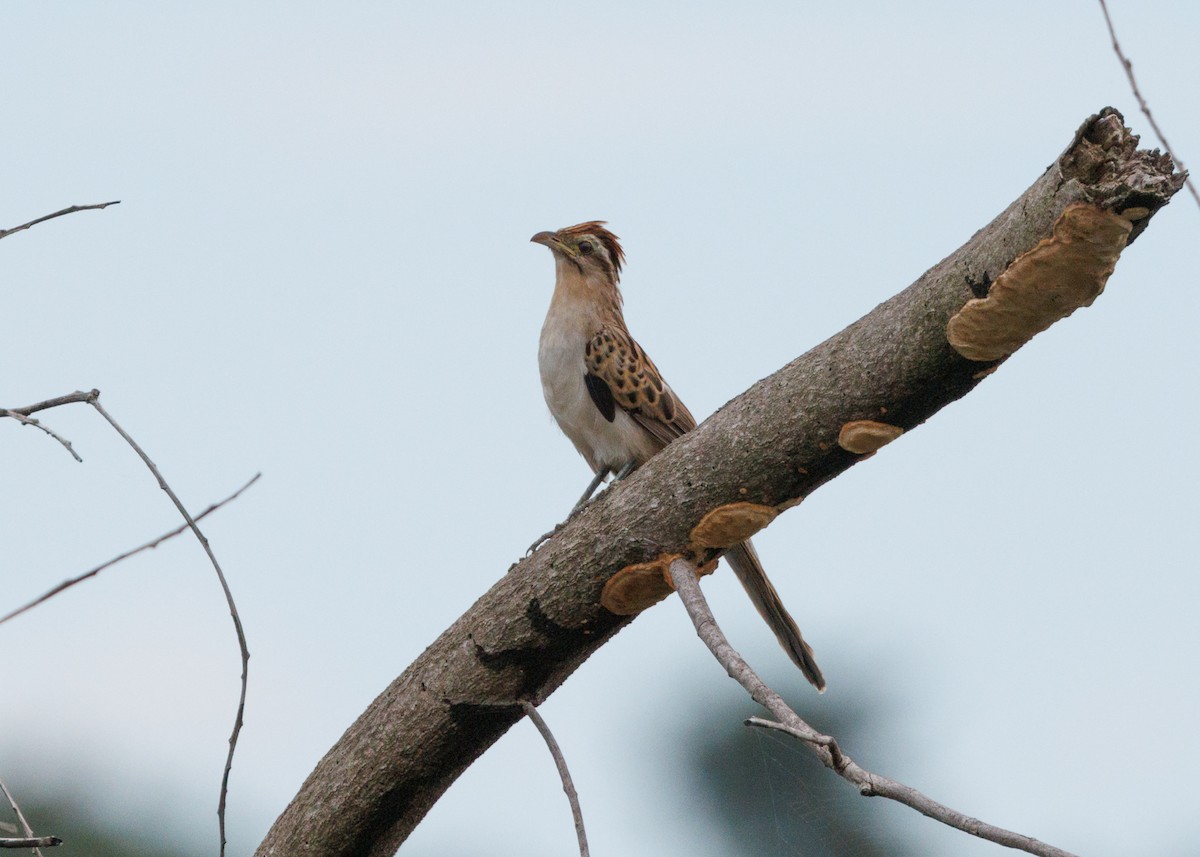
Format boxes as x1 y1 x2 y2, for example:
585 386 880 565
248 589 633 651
0 410 82 461
87 397 249 857
0 389 102 462
521 702 589 857
670 557 1081 857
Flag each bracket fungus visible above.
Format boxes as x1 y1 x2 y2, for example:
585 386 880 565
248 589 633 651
600 554 717 615
837 420 905 454
946 203 1132 362
689 502 779 549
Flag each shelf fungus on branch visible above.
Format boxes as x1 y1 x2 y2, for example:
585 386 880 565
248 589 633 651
689 502 779 548
600 502 779 615
601 554 717 615
946 203 1133 362
837 420 905 455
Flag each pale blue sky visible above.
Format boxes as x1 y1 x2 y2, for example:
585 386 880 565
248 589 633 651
3 3 1198 856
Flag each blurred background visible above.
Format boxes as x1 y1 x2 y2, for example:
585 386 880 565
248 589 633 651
2 2 1197 855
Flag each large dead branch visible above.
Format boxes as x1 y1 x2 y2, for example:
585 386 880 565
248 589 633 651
254 108 1184 857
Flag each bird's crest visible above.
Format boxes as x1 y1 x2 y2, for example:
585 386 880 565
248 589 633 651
559 221 625 278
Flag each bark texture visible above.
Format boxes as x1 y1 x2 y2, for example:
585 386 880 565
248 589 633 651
254 108 1183 857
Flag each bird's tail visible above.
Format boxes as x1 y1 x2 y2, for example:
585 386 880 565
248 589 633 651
724 540 825 691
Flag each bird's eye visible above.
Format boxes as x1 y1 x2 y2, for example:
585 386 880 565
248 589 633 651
578 240 593 254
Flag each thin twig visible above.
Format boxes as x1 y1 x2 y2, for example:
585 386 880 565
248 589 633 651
745 716 837 750
521 702 590 857
0 202 120 241
0 410 82 462
1097 0 1198 210
0 838 62 849
0 778 53 857
669 558 1082 857
0 473 261 627
0 390 100 462
86 397 249 857
4 389 100 417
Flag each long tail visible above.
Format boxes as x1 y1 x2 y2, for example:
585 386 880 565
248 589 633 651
724 540 825 691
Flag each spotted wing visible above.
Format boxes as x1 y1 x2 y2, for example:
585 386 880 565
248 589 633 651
584 325 696 447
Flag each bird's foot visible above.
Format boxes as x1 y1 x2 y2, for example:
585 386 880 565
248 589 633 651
525 523 564 556
525 501 594 555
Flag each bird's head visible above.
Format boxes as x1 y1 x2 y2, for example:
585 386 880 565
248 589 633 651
530 221 625 284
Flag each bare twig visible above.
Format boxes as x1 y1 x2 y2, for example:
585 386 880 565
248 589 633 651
0 202 120 241
669 558 1081 857
1 391 103 460
520 702 589 857
0 778 54 857
0 473 261 627
0 410 82 462
4 389 100 417
86 397 249 857
1097 0 1198 209
1 390 100 461
1 386 251 851
0 838 62 849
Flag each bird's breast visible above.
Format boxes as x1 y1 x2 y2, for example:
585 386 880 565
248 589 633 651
539 310 651 474
538 321 588 420
538 317 595 436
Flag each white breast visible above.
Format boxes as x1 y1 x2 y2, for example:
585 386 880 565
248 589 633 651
538 302 654 475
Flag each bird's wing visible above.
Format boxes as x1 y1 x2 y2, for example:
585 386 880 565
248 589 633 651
584 324 696 446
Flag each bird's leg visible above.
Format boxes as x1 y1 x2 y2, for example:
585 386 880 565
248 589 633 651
572 467 611 514
526 468 611 555
612 459 638 482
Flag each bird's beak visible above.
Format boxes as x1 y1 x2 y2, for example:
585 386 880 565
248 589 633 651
530 231 573 255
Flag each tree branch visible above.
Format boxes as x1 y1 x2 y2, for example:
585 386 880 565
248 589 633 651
2 389 100 416
1 385 252 853
0 473 261 627
671 557 1079 857
1096 0 1198 210
0 202 119 241
85 398 250 857
0 778 56 856
0 838 62 850
0 409 83 462
254 108 1184 857
0 389 102 461
521 702 589 857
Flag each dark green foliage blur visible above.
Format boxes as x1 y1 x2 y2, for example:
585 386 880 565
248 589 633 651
685 676 919 857
2 790 205 857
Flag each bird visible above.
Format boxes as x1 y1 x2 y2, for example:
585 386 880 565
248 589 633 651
531 221 825 691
